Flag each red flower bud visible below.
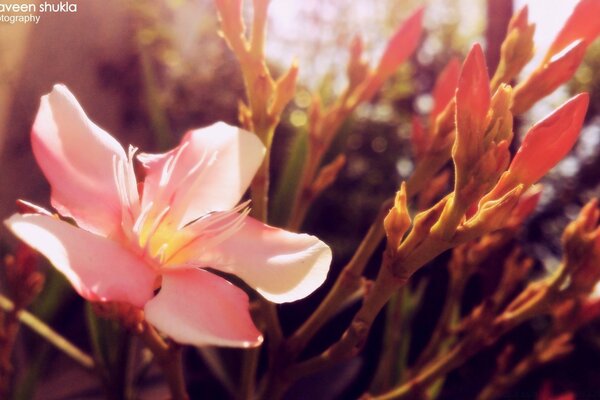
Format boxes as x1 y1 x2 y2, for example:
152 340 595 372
430 57 460 125
545 0 600 63
375 7 424 81
509 93 589 185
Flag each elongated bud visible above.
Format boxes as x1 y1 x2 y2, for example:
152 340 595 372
397 196 448 258
462 184 523 234
312 154 346 196
347 35 369 90
486 84 513 145
508 5 529 32
507 184 542 226
359 7 424 103
430 57 460 124
269 61 299 118
509 93 589 185
384 183 411 252
544 0 600 63
410 116 428 159
511 0 600 114
513 40 587 114
483 93 589 203
375 7 424 80
562 199 600 294
563 200 599 258
454 43 491 186
490 6 535 90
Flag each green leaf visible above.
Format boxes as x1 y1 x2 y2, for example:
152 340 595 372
270 130 308 226
86 304 132 400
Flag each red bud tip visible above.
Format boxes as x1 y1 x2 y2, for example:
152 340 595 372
376 7 424 78
509 93 589 185
545 0 600 62
508 5 529 31
454 43 491 162
431 57 460 122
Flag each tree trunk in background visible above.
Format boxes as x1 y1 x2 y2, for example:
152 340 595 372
486 0 513 74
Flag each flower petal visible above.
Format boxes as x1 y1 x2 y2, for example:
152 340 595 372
144 269 262 348
32 85 127 237
5 213 157 307
173 216 331 303
138 122 265 228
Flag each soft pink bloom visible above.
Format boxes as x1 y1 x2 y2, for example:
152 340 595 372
5 85 332 348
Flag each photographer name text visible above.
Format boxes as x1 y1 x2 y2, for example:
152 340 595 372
0 2 78 24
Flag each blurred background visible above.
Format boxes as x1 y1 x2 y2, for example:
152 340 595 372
1 0 600 398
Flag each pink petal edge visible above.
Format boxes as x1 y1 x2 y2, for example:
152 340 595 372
173 216 332 304
32 84 127 237
144 269 262 348
138 122 265 229
5 212 157 307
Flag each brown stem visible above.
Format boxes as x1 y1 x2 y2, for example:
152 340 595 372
139 322 188 400
290 256 405 379
373 339 472 400
412 270 468 371
239 347 260 400
250 145 271 223
0 308 19 397
287 138 323 231
0 295 94 370
371 265 565 400
288 199 391 354
369 288 407 394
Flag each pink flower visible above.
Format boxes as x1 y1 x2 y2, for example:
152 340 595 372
5 85 332 348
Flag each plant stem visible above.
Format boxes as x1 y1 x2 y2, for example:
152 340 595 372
239 347 260 400
412 272 464 371
372 338 471 400
369 288 406 394
370 263 566 400
290 257 403 378
138 322 188 400
0 294 94 370
250 144 272 223
0 301 20 397
287 142 322 231
288 199 391 354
